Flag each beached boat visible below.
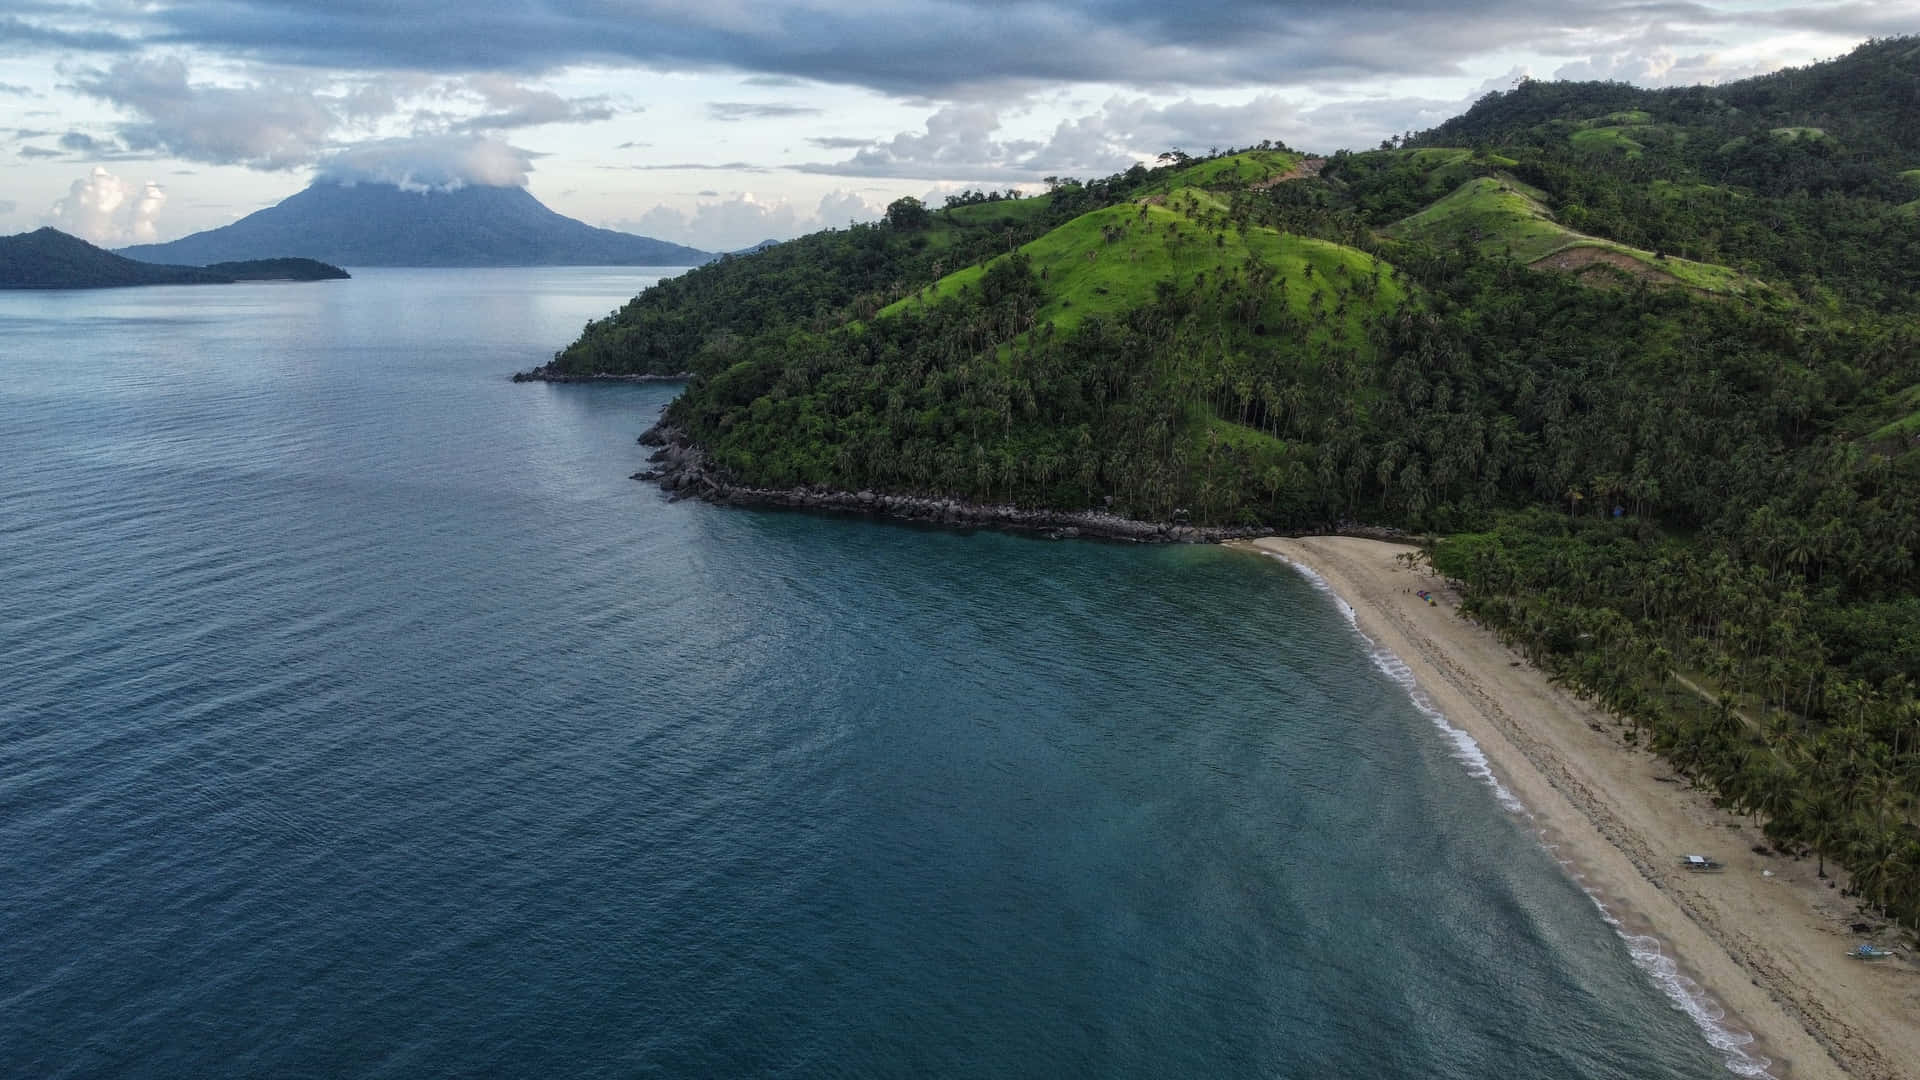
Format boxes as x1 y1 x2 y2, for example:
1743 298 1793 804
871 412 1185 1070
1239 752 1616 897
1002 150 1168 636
1851 944 1893 960
1681 855 1726 872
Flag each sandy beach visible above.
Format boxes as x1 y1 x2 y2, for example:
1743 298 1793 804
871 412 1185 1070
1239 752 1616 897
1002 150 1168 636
1233 536 1919 1080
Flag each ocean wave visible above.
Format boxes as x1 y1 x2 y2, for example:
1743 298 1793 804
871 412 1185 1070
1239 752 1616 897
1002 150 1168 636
1259 551 1522 813
1261 549 1774 1079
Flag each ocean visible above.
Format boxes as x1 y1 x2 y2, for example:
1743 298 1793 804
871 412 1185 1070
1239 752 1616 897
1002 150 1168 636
1 268 1744 1078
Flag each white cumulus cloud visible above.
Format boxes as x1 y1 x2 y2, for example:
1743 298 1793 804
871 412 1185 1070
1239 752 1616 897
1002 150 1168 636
618 190 884 252
314 134 534 190
74 56 340 170
44 166 167 245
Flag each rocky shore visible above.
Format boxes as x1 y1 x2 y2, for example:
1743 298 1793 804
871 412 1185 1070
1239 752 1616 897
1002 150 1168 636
635 420 1403 544
510 364 691 384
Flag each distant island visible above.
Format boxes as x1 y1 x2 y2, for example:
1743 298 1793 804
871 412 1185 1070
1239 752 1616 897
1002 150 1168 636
117 181 712 268
203 258 351 282
0 228 348 289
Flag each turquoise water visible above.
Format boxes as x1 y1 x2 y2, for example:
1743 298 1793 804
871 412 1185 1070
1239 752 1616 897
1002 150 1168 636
1 269 1740 1077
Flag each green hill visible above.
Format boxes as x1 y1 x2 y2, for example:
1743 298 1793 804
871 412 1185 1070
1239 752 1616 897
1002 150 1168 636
0 228 350 289
1384 176 1757 294
1158 149 1304 189
537 36 1920 935
2 228 232 288
883 186 1404 341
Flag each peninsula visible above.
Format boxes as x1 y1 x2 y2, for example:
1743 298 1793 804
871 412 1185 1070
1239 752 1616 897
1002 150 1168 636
532 40 1920 1077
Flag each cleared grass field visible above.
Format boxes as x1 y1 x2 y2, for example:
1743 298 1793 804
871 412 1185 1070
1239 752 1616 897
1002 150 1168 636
880 185 1406 350
1387 178 1574 261
1159 150 1303 189
1862 385 1920 441
1386 177 1758 295
942 195 1057 227
1570 126 1647 156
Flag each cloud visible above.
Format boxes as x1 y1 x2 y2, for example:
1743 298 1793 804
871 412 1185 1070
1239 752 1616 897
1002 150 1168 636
622 160 769 172
1553 47 1804 85
59 131 103 151
125 0 1816 98
618 189 884 251
450 74 615 132
0 82 34 95
708 101 822 121
792 75 1555 181
805 136 872 150
796 104 1043 180
792 96 1318 180
1757 3 1920 38
44 166 166 244
314 134 534 189
72 56 340 169
19 145 61 158
0 15 133 53
66 59 603 175
616 140 651 149
0 199 15 214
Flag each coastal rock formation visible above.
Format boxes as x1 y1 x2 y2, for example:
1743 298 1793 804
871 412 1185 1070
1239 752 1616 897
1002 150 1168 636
634 420 1315 543
510 364 691 384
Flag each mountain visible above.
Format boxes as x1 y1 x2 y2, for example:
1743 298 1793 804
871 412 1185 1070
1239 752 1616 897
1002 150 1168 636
536 38 1920 934
118 182 712 268
1 227 347 289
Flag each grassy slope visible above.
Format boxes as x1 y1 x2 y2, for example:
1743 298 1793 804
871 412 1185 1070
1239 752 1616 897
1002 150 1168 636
1387 177 1572 261
1570 126 1648 156
1386 175 1758 295
939 195 1058 228
1857 384 1920 441
1158 149 1303 189
881 186 1406 346
1334 147 1520 203
1565 112 1680 158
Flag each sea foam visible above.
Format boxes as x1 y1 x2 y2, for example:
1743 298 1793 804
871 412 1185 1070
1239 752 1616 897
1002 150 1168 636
1261 549 1775 1079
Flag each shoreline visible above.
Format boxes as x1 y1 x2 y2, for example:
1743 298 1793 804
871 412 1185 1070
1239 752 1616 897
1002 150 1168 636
510 365 692 384
630 420 1403 544
1234 536 1918 1080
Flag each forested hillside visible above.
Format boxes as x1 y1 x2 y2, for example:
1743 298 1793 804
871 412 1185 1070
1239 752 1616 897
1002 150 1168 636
541 40 1920 930
1 228 349 288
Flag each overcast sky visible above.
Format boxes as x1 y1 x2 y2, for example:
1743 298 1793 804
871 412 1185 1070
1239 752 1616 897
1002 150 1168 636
0 1 1909 251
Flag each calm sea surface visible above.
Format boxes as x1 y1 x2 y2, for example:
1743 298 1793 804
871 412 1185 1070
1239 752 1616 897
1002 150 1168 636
3 269 1739 1078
